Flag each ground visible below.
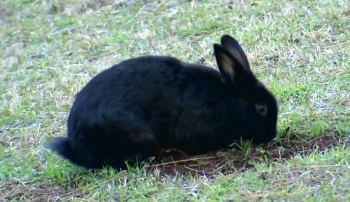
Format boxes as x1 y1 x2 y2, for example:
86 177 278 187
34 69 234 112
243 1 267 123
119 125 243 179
1 0 350 201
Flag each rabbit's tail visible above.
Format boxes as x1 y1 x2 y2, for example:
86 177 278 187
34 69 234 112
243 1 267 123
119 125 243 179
45 137 107 169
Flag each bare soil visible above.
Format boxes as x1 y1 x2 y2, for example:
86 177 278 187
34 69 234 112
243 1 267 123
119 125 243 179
147 130 348 177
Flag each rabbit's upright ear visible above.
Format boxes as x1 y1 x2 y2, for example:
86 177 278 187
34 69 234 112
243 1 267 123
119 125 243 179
220 35 251 72
213 43 251 83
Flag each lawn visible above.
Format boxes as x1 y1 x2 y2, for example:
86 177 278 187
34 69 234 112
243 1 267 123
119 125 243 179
1 0 350 201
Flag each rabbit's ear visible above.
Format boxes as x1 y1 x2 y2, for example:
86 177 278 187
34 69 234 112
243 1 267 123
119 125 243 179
220 35 251 72
213 44 250 83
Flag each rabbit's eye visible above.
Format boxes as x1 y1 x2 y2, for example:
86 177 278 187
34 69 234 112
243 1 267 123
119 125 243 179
255 103 267 116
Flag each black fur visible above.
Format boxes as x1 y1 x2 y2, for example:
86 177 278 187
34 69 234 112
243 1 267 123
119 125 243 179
46 35 279 170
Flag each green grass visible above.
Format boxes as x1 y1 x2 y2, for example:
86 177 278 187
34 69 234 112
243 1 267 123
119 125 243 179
1 0 350 201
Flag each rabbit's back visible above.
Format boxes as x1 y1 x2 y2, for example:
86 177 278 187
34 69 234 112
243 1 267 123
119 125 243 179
72 56 229 127
68 56 233 154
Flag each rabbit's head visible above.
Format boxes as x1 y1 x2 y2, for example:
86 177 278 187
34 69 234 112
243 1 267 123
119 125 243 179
213 35 278 144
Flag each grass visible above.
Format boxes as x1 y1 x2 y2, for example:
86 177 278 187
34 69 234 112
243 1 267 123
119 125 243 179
1 0 350 201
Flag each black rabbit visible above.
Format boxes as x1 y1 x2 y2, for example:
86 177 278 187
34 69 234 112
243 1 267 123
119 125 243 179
46 34 279 170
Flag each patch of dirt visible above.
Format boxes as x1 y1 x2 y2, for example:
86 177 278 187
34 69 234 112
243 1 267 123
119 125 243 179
146 130 348 177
